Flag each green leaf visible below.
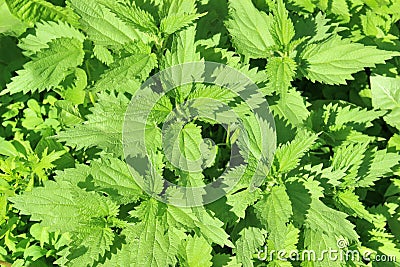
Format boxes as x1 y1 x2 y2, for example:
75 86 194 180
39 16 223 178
263 224 299 264
23 245 47 261
356 149 400 187
360 11 393 38
367 232 400 266
274 129 317 174
382 109 400 132
254 185 292 250
61 67 87 105
270 0 295 48
5 1 400 266
385 179 400 197
289 0 315 12
212 254 241 267
331 142 368 173
55 155 142 204
56 92 129 156
388 134 400 151
55 100 84 127
0 0 27 35
4 37 84 95
370 75 400 130
162 25 201 68
10 180 118 265
329 103 385 130
270 89 310 126
226 0 274 58
303 229 346 267
167 205 233 247
287 180 359 242
226 187 261 219
0 138 19 157
34 136 75 169
266 57 297 93
266 56 297 94
93 53 157 94
335 190 375 223
93 45 114 66
68 0 149 47
331 142 400 188
179 235 213 267
10 180 118 232
160 0 197 18
300 35 399 85
67 222 114 266
5 0 78 25
161 13 205 35
100 0 158 34
18 21 85 57
234 227 266 267
163 122 209 172
124 222 180 267
371 75 400 110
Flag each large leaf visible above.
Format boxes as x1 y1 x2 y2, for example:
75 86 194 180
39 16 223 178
226 0 274 58
370 75 400 130
5 0 78 25
18 21 84 57
69 0 148 47
300 35 399 85
254 185 292 249
4 37 84 95
56 92 129 156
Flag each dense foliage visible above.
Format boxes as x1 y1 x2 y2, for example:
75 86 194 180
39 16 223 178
1 0 400 266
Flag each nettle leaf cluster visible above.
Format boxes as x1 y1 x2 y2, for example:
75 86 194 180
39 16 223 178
0 0 400 266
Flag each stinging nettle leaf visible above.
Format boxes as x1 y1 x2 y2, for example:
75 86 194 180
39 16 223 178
274 129 318 174
266 56 297 94
254 185 292 250
162 25 201 68
5 1 400 266
163 122 209 172
270 0 295 48
160 13 206 35
270 88 310 126
335 190 376 223
68 0 149 47
370 75 400 130
9 180 119 232
179 235 213 267
300 35 399 85
287 180 359 242
234 227 266 267
93 53 157 94
5 37 84 95
5 0 78 26
100 0 158 34
56 92 129 156
18 21 85 57
93 45 114 66
226 0 275 59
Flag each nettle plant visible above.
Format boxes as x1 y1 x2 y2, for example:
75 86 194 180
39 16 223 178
0 0 400 266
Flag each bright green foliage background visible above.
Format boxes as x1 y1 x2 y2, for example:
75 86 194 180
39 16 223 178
0 0 400 266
